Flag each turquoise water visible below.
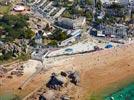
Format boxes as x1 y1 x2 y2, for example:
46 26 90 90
105 83 134 100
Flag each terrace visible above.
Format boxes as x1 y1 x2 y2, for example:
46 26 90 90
46 42 97 57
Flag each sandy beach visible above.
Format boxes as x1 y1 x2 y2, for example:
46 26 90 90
47 43 134 100
1 43 134 100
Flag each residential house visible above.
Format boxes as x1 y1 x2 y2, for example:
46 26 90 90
103 24 128 38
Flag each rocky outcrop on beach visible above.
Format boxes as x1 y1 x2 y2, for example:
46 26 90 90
26 71 80 100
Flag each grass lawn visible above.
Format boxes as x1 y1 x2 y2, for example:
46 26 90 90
0 5 11 14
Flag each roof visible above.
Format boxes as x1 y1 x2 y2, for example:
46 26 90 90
35 32 42 39
70 29 81 36
13 5 25 11
59 18 74 25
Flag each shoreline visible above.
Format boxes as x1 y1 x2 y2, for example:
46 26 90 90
1 43 134 100
89 75 134 100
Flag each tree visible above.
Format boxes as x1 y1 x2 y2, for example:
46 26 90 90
0 14 33 41
0 55 4 61
85 11 93 21
96 0 102 10
24 28 34 39
62 11 72 18
50 29 70 41
85 0 93 5
48 40 57 46
59 32 69 41
3 51 13 60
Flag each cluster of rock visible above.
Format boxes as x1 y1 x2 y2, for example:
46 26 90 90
0 64 24 81
46 71 80 90
0 65 7 78
10 65 24 77
0 39 30 59
27 70 80 100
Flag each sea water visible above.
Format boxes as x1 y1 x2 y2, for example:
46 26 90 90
105 83 134 100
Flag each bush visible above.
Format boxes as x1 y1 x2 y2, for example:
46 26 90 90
48 40 57 46
18 53 30 61
3 51 13 60
50 29 70 41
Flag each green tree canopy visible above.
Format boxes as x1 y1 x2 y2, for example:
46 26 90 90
0 14 34 41
85 0 93 5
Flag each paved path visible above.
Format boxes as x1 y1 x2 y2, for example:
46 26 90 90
18 52 49 90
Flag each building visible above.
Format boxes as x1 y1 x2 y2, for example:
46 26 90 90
13 5 25 12
104 3 129 17
56 17 86 29
58 29 82 47
101 0 132 5
104 24 127 38
35 31 42 45
103 24 128 38
91 24 128 38
56 18 74 29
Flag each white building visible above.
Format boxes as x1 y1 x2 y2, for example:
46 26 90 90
101 0 132 4
56 17 86 29
13 5 25 12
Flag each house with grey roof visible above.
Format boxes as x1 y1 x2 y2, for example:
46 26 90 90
91 24 128 39
103 24 128 38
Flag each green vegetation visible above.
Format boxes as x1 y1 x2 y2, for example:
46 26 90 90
0 5 11 14
0 0 11 14
85 11 93 21
18 52 31 61
103 13 116 24
0 14 34 63
96 0 102 10
47 29 70 46
62 11 72 18
48 40 57 46
51 29 70 41
85 0 94 5
0 14 34 42
62 6 93 22
0 51 30 64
